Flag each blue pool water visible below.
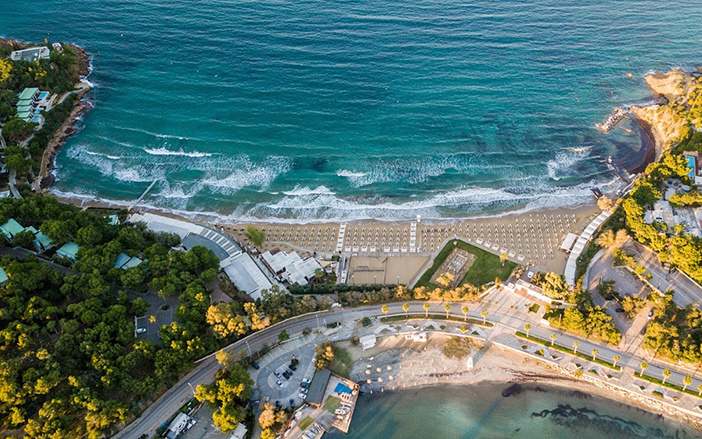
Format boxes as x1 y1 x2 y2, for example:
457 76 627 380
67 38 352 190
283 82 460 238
2 0 702 222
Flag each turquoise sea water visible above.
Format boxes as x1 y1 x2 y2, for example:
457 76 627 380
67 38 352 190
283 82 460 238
2 1 702 221
325 384 702 439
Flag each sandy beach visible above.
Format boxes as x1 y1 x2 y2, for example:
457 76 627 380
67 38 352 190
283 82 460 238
337 333 702 431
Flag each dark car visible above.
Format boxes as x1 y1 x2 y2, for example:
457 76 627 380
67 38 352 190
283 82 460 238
648 310 655 319
604 295 615 301
290 364 297 371
615 308 624 313
286 368 294 375
290 398 295 408
251 361 260 370
283 371 291 380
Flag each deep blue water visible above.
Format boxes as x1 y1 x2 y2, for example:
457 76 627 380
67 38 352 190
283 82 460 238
2 0 702 222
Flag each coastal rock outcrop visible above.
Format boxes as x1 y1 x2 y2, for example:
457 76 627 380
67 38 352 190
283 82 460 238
630 68 701 154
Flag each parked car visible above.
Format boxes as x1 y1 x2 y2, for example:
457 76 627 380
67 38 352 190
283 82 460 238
648 310 655 319
302 378 311 384
290 364 297 371
290 399 295 408
251 361 260 370
265 396 271 402
603 295 615 301
136 328 146 334
276 380 283 388
274 371 282 378
298 392 307 400
286 368 294 375
615 308 624 313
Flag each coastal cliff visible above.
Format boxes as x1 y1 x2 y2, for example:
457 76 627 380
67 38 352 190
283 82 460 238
630 67 702 155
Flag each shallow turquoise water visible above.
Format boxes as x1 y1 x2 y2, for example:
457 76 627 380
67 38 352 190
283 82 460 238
2 1 702 221
325 384 701 439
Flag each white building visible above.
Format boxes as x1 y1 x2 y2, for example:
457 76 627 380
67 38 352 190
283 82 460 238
10 46 50 62
359 334 377 351
261 250 323 286
228 423 247 439
221 252 273 301
165 413 190 439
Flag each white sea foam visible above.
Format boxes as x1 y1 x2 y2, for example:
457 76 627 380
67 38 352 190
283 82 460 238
282 185 334 196
547 147 592 180
336 154 484 187
86 150 120 160
144 147 213 158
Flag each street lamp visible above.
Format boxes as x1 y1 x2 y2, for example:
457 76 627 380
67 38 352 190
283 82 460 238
187 382 196 398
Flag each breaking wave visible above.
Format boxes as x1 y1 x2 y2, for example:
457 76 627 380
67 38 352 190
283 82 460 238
143 147 213 158
547 147 592 181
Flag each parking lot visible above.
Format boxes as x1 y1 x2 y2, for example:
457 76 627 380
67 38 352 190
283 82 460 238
252 334 319 410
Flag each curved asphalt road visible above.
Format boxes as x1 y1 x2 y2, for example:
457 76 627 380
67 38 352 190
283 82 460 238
113 302 702 439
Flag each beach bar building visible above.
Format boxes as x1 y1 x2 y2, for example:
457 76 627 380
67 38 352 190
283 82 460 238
261 250 323 286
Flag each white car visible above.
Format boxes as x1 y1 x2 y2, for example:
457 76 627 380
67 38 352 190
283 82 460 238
136 328 146 334
298 392 307 399
527 271 534 279
302 378 311 384
276 380 283 388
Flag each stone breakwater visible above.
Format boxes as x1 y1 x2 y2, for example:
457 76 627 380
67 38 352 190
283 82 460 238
596 108 629 133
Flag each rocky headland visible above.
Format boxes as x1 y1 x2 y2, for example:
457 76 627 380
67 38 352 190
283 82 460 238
630 67 702 157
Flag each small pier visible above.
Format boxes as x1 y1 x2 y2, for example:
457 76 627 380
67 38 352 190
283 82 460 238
129 179 158 211
596 108 629 132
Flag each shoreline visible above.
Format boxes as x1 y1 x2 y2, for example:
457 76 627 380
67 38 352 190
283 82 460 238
0 37 93 193
36 43 93 191
340 336 702 432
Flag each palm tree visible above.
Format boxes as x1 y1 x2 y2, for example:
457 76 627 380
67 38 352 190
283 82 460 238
423 302 430 317
697 383 702 396
462 305 469 322
613 355 620 369
591 349 599 362
402 303 409 317
662 368 671 384
444 303 451 319
550 333 556 346
639 361 648 377
683 376 693 392
381 305 389 317
524 323 532 338
481 309 489 325
572 341 580 355
499 252 508 266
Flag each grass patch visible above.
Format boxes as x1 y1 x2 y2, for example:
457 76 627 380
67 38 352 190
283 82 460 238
515 332 621 371
416 240 517 289
327 346 353 378
298 416 314 431
323 396 341 414
380 313 493 327
636 373 702 399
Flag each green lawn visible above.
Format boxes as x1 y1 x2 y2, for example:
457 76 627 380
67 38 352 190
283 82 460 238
416 240 517 289
323 396 341 414
328 346 353 378
298 416 314 431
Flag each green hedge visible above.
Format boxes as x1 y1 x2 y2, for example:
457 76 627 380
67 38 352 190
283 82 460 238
380 313 493 327
636 372 702 399
515 331 621 371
